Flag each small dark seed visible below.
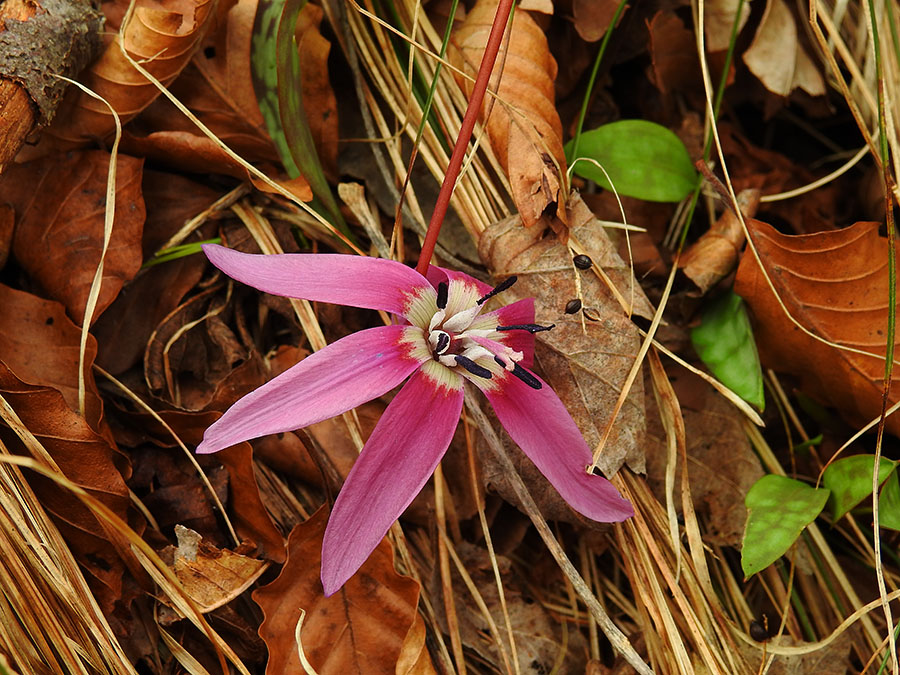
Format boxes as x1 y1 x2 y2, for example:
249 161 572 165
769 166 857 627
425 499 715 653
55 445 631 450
573 254 592 270
749 619 769 642
565 299 582 314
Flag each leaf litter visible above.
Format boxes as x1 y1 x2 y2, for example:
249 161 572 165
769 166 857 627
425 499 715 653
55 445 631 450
1 0 899 672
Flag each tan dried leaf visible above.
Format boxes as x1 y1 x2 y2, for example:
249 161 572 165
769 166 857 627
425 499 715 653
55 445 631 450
42 0 216 147
452 0 567 230
679 189 759 294
742 0 824 97
702 0 751 52
479 192 649 481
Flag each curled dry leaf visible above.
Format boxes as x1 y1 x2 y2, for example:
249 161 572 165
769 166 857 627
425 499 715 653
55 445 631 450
3 151 145 325
734 219 900 436
252 507 424 674
702 0 751 52
479 192 649 487
41 0 216 148
647 10 699 96
572 0 622 42
679 189 760 294
452 0 568 231
157 524 268 624
742 0 824 97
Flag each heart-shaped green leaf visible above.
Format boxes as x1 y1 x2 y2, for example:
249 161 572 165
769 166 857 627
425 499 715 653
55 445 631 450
741 475 829 578
823 455 897 521
565 120 698 202
691 291 765 410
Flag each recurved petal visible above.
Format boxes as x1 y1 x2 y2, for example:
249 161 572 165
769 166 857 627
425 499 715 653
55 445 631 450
321 362 464 595
473 298 536 368
197 325 427 454
203 244 435 319
482 370 634 522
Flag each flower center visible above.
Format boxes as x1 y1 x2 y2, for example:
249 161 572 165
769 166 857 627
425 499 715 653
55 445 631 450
421 277 552 390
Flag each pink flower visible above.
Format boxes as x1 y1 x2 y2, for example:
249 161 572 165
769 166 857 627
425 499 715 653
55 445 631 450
198 245 633 595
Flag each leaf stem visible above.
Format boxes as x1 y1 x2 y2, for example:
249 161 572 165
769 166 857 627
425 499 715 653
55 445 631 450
414 0 514 276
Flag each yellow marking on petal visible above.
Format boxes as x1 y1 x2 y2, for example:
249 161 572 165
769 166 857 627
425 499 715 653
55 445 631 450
399 325 432 362
402 286 439 329
419 359 463 393
445 278 481 316
458 355 506 393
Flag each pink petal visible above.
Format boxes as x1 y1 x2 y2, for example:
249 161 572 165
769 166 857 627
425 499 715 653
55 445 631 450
203 244 434 319
321 366 464 595
197 326 426 454
426 265 493 296
476 298 536 368
482 371 634 522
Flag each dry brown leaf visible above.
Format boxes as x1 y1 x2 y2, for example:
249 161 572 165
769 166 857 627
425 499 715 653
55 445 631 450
158 524 267 622
479 192 649 485
452 0 567 231
41 0 217 148
702 0 751 52
742 0 825 97
572 0 622 42
430 541 588 672
645 371 764 547
647 10 698 96
734 219 900 436
252 507 423 674
3 151 145 325
0 283 106 429
0 361 132 614
679 189 759 294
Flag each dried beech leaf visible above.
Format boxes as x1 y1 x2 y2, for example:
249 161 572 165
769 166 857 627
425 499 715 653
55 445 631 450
680 189 758 294
734 220 900 435
452 0 567 230
742 0 824 97
4 151 145 324
479 192 649 482
158 525 268 621
0 361 131 614
0 284 106 430
252 508 422 674
703 0 751 52
42 0 217 147
572 0 622 42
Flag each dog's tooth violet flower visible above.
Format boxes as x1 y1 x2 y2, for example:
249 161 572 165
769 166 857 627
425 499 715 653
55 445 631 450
197 244 634 595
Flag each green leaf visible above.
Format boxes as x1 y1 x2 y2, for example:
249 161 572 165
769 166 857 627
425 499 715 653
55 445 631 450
879 472 900 532
564 120 698 202
822 455 897 521
691 291 765 410
742 475 829 578
251 0 347 234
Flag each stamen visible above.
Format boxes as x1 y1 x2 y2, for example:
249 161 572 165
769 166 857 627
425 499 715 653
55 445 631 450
477 275 517 305
455 354 493 379
434 331 451 355
511 364 542 389
436 282 448 309
496 323 555 334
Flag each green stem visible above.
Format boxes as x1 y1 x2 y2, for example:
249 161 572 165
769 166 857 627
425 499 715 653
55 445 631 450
570 0 628 162
415 0 515 275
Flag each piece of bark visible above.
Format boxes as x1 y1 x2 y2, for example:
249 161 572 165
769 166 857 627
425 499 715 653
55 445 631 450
0 0 103 170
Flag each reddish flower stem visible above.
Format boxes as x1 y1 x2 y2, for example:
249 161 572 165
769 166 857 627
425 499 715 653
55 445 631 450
415 0 514 276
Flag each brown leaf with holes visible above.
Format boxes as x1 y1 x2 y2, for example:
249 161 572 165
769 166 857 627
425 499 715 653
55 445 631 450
158 525 268 623
679 189 759 294
3 151 145 325
734 219 900 436
452 0 567 231
479 193 649 494
252 507 424 674
38 0 217 149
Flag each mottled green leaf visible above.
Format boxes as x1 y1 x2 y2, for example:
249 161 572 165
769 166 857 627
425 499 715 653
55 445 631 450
741 475 828 578
564 120 698 202
691 291 765 410
823 455 897 521
878 472 900 532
